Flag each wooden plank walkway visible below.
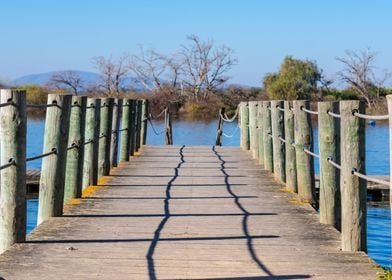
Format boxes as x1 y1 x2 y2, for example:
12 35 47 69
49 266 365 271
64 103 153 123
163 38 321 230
0 146 382 279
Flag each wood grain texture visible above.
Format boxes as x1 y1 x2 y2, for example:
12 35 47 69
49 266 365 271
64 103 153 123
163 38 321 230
262 101 273 172
271 100 285 183
0 146 381 279
240 102 249 150
284 101 297 193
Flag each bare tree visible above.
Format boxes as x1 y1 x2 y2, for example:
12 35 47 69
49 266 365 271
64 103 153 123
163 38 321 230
180 35 236 101
336 48 390 107
93 54 129 96
48 71 83 95
128 48 182 100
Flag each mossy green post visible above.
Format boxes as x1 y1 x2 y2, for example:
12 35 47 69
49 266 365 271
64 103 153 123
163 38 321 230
92 99 101 185
98 98 114 179
262 101 273 172
82 98 98 189
249 101 259 160
271 100 285 183
0 89 26 254
293 100 315 204
38 94 72 225
110 98 122 168
240 102 250 151
129 100 136 156
284 101 297 192
135 100 142 151
64 96 87 204
387 95 392 236
119 99 131 162
340 100 366 252
140 99 148 146
257 101 264 165
318 101 341 230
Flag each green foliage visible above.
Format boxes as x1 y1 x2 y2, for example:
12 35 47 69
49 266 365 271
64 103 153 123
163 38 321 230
19 84 50 104
322 88 359 100
263 56 322 100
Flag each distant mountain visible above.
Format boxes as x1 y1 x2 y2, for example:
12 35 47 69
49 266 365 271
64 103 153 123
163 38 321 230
12 70 146 91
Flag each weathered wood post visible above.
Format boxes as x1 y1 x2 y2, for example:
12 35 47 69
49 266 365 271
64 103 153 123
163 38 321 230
318 101 341 230
92 99 101 185
215 107 224 146
38 94 72 225
165 108 173 145
284 101 297 192
119 99 131 162
82 98 99 189
240 102 250 151
0 89 26 254
140 99 148 146
388 95 392 230
135 100 142 152
129 100 137 156
97 98 114 179
262 101 273 172
257 101 264 165
340 100 366 252
292 100 315 203
249 101 259 159
110 98 122 168
271 100 285 183
64 96 87 204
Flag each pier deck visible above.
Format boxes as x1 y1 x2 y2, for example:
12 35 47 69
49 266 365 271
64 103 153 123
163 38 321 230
0 146 381 279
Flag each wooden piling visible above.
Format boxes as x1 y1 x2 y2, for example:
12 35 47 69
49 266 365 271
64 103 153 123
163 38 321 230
165 108 173 145
119 99 131 162
129 100 136 156
82 98 98 189
262 101 273 172
0 89 26 254
284 101 297 192
91 99 101 185
110 98 122 168
64 96 87 204
140 99 148 146
38 94 72 225
340 100 366 252
292 100 315 203
135 100 142 152
240 102 250 150
97 98 114 179
271 100 285 182
318 101 341 230
257 101 264 165
215 108 224 146
388 95 392 223
249 101 259 159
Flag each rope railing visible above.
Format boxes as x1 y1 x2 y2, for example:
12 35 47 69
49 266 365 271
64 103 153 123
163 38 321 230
26 149 57 162
220 106 240 122
222 125 240 138
351 169 390 186
0 101 14 108
278 136 286 143
148 118 165 135
301 106 318 115
327 110 341 118
327 157 341 170
353 111 389 120
27 103 62 109
0 159 16 170
303 148 320 159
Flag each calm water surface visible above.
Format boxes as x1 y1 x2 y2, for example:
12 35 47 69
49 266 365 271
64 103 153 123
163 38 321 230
26 118 391 269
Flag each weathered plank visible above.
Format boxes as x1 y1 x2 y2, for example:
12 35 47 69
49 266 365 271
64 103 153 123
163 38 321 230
0 146 382 279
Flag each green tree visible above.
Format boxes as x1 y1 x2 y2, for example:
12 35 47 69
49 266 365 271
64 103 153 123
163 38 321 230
20 84 50 104
263 56 322 100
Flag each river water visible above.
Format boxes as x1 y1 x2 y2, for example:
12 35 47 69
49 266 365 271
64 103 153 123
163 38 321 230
26 118 391 269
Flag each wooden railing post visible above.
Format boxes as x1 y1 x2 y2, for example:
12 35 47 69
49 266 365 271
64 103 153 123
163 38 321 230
249 101 259 159
129 100 136 156
284 101 297 192
240 102 250 150
387 95 392 231
64 96 87 204
165 108 173 145
82 98 99 189
110 98 122 168
293 100 315 203
119 99 131 162
215 107 224 146
271 100 285 183
0 89 26 254
135 100 142 152
318 101 341 230
38 94 72 225
97 98 114 179
257 101 264 165
340 100 366 252
140 99 148 146
262 101 273 172
92 99 101 185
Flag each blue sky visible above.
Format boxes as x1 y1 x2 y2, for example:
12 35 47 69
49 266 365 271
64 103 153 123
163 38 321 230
0 0 391 86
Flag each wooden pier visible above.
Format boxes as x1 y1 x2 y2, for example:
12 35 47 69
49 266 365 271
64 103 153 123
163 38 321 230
0 146 383 279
